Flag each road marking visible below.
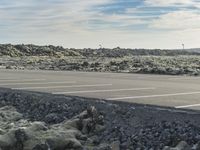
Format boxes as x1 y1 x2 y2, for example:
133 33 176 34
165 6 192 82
53 87 155 94
168 77 200 80
110 75 151 79
0 78 18 80
175 104 200 109
12 83 112 90
0 81 76 86
107 91 200 100
0 79 46 83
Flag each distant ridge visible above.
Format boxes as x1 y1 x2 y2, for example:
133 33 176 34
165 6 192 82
1 44 200 57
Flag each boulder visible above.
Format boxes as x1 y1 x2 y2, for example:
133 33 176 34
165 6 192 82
163 141 191 150
0 106 105 150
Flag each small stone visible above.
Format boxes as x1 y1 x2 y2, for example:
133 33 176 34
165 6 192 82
44 113 60 123
32 143 49 150
95 124 105 133
163 146 170 150
111 141 120 150
193 142 200 149
15 129 28 142
91 135 100 145
175 141 191 150
95 143 111 150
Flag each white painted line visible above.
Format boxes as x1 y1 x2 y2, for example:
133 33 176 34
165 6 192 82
0 78 18 80
0 79 46 83
53 87 155 94
0 81 76 86
107 91 200 101
168 77 199 80
12 83 112 90
175 104 200 109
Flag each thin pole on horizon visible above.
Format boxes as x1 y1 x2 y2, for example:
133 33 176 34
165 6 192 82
182 43 185 50
99 44 103 49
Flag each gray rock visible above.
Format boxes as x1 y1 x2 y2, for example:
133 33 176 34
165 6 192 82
175 141 191 150
163 146 170 150
94 143 111 150
0 105 107 150
193 142 200 150
163 141 191 150
90 135 100 145
32 143 49 150
44 113 60 123
0 106 22 122
111 141 120 150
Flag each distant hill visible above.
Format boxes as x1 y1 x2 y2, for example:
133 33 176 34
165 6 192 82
183 48 200 53
1 44 200 57
0 44 80 57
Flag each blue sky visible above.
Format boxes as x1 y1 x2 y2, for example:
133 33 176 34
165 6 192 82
1 0 200 49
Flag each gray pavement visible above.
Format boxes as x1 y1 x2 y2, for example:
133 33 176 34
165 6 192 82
1 69 200 110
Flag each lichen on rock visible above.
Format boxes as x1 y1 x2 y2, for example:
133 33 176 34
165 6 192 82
0 106 106 150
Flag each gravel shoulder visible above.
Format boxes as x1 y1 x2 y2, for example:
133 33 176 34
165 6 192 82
0 88 200 149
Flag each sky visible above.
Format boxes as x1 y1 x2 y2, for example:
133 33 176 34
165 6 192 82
0 0 200 49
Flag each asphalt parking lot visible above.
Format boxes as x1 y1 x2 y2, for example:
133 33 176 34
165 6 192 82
1 69 200 110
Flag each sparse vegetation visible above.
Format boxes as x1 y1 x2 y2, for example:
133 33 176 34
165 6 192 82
1 44 200 76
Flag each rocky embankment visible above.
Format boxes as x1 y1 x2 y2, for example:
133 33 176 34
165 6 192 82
1 88 200 149
1 44 200 76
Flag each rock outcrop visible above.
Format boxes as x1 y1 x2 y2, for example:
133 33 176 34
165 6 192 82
0 106 106 150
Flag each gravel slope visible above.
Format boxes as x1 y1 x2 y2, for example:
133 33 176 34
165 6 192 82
0 88 200 149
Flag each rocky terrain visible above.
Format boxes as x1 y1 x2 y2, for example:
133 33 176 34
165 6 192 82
1 44 199 57
0 88 200 149
1 44 200 75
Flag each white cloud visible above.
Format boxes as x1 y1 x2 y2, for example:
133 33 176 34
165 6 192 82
144 0 193 6
125 7 160 14
0 0 115 32
149 11 200 30
91 13 148 27
1 0 200 49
